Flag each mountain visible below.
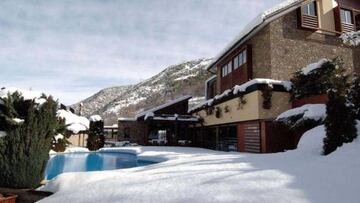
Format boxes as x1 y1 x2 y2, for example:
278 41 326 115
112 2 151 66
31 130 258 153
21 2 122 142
72 58 212 124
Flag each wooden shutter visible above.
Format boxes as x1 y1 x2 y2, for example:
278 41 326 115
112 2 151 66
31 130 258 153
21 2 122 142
297 1 319 30
243 122 261 153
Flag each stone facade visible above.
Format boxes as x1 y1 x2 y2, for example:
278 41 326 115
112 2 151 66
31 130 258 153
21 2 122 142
247 25 272 79
269 10 356 80
215 9 358 96
354 47 360 73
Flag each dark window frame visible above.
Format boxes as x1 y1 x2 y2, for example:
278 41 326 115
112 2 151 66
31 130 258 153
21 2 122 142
341 8 353 24
234 49 247 70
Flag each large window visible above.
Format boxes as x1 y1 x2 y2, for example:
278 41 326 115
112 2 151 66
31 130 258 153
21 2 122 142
341 9 353 24
302 1 316 16
234 49 247 70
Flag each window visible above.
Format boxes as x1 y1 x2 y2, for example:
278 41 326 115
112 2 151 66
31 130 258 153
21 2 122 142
234 49 247 70
233 56 239 70
341 9 353 24
222 62 232 77
302 2 316 16
356 14 360 30
227 61 232 74
221 65 225 77
238 53 243 67
242 49 247 64
221 64 228 77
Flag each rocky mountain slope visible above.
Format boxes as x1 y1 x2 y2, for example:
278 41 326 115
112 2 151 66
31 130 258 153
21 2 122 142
72 58 212 124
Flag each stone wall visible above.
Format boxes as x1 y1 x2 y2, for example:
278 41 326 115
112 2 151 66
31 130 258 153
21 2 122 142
269 10 356 80
248 25 272 79
354 47 360 74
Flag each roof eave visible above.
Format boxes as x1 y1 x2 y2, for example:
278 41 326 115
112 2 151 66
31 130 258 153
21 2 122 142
206 0 307 72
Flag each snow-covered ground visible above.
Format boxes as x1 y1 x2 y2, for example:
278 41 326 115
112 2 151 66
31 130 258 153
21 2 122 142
39 123 360 203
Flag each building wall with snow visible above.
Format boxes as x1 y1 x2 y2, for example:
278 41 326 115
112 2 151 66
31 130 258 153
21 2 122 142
193 90 291 127
212 0 359 96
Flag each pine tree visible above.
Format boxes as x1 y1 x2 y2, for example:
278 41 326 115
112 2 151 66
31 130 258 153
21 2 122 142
347 74 360 120
323 90 357 155
0 92 60 188
87 119 105 151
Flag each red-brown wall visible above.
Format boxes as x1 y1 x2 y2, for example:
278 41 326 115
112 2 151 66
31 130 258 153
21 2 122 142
292 94 328 108
217 45 253 93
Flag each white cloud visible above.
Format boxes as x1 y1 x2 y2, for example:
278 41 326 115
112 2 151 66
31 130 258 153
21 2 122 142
0 0 283 104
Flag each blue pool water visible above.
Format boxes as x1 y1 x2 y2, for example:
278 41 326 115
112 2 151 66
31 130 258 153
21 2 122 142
45 152 156 180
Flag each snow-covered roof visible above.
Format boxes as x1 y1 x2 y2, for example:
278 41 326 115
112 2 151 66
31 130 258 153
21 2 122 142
57 109 90 134
118 117 137 122
205 75 217 83
104 124 118 129
189 78 292 113
144 114 199 122
0 87 47 105
135 95 192 119
207 0 306 71
233 78 292 94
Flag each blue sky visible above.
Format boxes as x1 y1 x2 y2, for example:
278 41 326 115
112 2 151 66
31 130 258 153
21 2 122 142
0 0 283 105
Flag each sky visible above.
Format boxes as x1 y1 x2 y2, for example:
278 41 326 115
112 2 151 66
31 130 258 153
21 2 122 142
0 0 284 105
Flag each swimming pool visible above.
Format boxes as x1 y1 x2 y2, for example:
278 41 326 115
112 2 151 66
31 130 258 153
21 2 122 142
45 152 156 180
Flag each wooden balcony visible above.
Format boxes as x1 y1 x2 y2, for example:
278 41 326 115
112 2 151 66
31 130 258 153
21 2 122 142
301 14 319 29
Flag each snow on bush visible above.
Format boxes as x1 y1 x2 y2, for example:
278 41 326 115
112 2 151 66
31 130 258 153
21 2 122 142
0 87 47 105
0 90 60 188
300 59 329 75
0 131 6 138
89 115 102 122
276 104 326 121
57 109 89 134
291 58 346 100
340 31 360 46
276 104 326 130
54 134 64 141
12 118 25 124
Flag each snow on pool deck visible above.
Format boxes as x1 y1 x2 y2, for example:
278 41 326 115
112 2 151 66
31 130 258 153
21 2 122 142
39 125 360 203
